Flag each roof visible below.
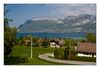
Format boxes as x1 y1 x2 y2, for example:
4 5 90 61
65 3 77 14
76 42 96 54
50 40 59 44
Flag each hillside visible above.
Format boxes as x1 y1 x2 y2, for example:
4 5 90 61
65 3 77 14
18 14 96 33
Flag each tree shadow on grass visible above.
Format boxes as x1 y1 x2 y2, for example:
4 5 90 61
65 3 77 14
4 56 28 65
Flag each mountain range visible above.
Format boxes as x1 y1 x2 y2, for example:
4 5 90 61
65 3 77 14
18 14 96 33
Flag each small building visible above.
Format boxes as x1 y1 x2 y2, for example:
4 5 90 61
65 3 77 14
76 42 96 57
50 40 60 48
58 39 65 47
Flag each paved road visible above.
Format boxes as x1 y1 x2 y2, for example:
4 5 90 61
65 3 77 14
39 53 96 65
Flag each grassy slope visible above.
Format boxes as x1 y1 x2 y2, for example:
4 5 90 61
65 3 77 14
5 46 62 65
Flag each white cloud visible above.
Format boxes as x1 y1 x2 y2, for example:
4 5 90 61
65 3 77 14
46 4 96 17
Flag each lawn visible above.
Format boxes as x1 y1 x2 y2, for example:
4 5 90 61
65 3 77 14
4 46 62 65
4 46 96 65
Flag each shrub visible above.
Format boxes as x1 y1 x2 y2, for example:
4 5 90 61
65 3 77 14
70 51 77 56
54 48 64 59
64 47 69 60
70 56 96 62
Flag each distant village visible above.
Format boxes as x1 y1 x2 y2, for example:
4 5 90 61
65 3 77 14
16 32 96 58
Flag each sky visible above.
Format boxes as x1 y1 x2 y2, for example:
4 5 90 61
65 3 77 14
5 4 96 27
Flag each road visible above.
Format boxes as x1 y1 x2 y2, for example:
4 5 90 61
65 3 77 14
39 53 96 65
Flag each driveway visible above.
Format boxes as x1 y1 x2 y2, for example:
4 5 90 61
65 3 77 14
39 53 96 65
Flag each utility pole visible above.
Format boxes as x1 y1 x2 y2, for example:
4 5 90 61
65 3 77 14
31 35 32 58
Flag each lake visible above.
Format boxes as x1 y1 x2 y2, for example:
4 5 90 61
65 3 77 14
16 32 87 39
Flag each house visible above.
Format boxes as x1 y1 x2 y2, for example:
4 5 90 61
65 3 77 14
75 42 96 57
58 39 65 47
50 40 60 48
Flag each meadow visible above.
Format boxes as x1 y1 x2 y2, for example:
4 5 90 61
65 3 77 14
4 45 96 65
4 46 62 65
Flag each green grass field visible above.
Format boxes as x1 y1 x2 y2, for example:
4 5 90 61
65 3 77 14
4 46 96 65
4 46 63 65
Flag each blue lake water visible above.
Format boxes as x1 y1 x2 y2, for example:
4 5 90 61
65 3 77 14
16 32 87 39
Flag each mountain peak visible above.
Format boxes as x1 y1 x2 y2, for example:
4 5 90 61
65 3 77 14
18 14 96 33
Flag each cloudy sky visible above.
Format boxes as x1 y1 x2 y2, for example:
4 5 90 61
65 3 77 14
6 4 96 27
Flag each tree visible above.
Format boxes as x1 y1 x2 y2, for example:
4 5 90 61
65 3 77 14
64 47 69 60
22 35 31 46
42 40 48 48
54 48 64 59
16 36 24 45
54 49 60 58
32 37 39 47
86 32 96 43
4 27 17 56
42 38 49 48
64 38 74 46
4 5 17 56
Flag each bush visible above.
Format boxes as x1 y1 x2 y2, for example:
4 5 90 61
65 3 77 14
54 48 64 59
70 51 77 56
63 47 69 60
54 47 76 60
42 40 49 48
70 56 96 62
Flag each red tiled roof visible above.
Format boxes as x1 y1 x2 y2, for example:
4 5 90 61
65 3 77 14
76 42 96 54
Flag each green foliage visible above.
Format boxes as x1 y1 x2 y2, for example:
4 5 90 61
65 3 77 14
42 39 49 48
54 49 60 58
54 48 73 60
4 27 17 56
70 51 77 56
16 36 50 47
64 38 78 47
70 56 96 62
42 41 48 48
32 37 40 47
64 47 69 60
4 5 17 56
5 46 61 65
4 18 9 29
86 32 96 43
16 37 24 45
81 39 87 42
54 48 64 59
